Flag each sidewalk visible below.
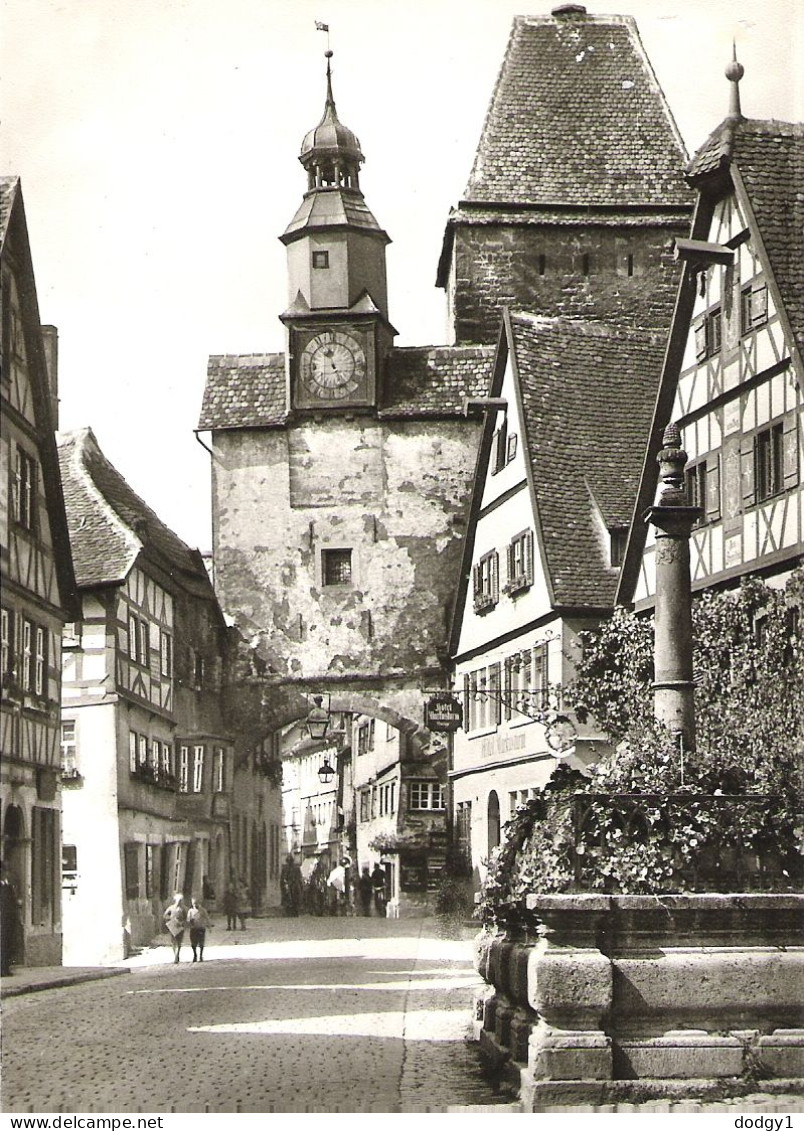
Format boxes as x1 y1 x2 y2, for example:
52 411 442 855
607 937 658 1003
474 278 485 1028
0 964 129 998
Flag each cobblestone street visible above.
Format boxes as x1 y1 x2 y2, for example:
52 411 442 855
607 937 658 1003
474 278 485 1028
1 916 515 1114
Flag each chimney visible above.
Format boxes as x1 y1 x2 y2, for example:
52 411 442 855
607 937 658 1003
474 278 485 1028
40 325 59 431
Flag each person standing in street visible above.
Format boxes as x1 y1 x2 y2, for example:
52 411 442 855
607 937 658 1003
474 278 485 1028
358 866 373 916
371 863 387 917
280 854 304 917
187 897 212 962
163 894 187 964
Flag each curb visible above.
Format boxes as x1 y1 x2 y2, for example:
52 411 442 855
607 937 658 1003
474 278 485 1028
1 967 130 999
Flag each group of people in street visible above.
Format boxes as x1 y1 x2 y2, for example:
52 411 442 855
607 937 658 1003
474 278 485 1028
162 873 250 964
279 853 388 918
162 894 212 964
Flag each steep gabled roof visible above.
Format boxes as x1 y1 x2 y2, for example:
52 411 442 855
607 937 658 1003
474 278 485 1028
511 314 665 608
1 176 77 615
58 428 211 594
617 117 804 606
197 346 495 429
462 12 690 209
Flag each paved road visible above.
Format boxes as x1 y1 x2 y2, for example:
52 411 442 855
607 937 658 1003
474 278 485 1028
1 916 515 1114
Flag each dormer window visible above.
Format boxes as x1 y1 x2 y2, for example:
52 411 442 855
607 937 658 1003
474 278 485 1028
609 527 628 567
312 250 330 269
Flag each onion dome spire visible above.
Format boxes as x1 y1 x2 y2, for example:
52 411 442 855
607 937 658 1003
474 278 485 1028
725 41 745 119
299 50 364 193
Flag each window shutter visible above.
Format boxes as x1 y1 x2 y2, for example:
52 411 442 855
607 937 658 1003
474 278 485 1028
782 413 800 490
506 541 514 586
492 553 499 602
524 530 534 583
503 659 512 721
751 283 768 326
462 673 470 723
705 456 721 521
695 321 707 361
472 563 480 600
741 433 755 507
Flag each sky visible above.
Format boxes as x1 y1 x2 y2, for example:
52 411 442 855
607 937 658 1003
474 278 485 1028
2 0 802 552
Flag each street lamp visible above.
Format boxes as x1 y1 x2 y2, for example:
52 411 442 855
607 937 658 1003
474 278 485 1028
306 694 330 740
317 757 336 785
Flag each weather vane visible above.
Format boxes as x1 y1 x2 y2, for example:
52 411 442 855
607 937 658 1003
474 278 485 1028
315 20 331 54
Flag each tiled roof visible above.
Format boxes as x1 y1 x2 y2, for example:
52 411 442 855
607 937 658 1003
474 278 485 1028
512 313 664 608
463 13 691 209
198 346 495 428
732 120 804 361
58 428 208 589
380 345 495 417
199 354 288 430
0 176 19 250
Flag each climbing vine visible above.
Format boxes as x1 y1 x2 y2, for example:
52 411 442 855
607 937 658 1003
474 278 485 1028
477 571 804 927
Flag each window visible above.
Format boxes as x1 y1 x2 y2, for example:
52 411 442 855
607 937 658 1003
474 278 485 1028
128 614 139 663
12 446 37 530
214 748 226 792
322 548 352 586
129 731 138 774
356 718 375 756
492 418 508 474
1 607 13 681
695 307 722 360
755 423 784 503
193 745 205 793
62 845 78 886
123 843 140 900
379 781 396 817
179 745 189 793
161 742 172 781
138 734 148 769
505 530 533 594
21 619 32 692
194 652 205 688
160 632 172 678
473 551 499 613
312 250 329 269
150 739 161 780
686 455 721 524
61 720 77 775
139 620 149 668
408 780 445 811
145 845 157 898
359 789 371 822
609 527 628 567
741 282 768 336
456 801 472 868
34 625 46 696
532 643 549 710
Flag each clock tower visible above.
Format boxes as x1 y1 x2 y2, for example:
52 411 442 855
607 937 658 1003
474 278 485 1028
281 50 394 410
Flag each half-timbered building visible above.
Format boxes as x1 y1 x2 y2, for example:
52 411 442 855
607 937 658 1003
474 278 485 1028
448 313 666 882
1 177 76 966
617 72 803 611
56 428 265 964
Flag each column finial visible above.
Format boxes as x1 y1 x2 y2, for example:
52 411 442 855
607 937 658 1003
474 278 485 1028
725 40 745 119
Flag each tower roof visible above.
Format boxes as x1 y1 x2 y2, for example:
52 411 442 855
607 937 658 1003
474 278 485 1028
462 11 690 208
300 52 364 168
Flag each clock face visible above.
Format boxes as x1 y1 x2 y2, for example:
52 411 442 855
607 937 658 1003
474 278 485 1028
300 330 367 400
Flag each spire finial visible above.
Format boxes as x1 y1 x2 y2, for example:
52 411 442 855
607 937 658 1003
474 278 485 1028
325 50 335 109
725 40 745 119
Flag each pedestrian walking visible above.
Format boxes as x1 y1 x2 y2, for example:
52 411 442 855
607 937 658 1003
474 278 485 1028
163 894 187 964
280 854 304 917
236 876 250 930
327 860 346 916
223 878 238 930
371 863 387 917
357 866 373 916
187 897 212 962
0 862 22 977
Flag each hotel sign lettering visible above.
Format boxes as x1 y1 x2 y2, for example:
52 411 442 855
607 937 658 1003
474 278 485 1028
424 694 463 733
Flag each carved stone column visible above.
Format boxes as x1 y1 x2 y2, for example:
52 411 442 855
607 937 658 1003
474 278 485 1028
646 423 701 751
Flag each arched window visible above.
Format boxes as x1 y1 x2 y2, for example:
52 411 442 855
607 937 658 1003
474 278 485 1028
487 791 501 855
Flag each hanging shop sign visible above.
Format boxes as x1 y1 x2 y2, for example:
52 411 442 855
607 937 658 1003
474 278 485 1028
424 694 463 733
